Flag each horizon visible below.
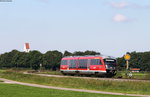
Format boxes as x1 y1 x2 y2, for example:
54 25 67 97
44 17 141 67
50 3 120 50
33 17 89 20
1 48 150 58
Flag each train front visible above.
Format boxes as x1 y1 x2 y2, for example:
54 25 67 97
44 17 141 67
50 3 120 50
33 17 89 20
103 58 117 76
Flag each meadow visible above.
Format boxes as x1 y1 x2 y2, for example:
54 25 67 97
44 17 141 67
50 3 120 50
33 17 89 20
0 70 150 95
0 83 136 97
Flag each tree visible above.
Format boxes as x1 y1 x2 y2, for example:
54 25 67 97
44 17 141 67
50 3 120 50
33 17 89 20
11 52 31 68
43 50 63 70
0 50 19 68
28 50 43 70
84 50 100 55
73 50 100 56
63 51 72 57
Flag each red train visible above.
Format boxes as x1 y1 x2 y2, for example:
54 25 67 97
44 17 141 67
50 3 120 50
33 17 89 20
60 55 117 77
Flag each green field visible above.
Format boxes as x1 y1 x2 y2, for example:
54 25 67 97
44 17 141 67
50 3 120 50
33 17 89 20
0 71 150 95
0 83 135 97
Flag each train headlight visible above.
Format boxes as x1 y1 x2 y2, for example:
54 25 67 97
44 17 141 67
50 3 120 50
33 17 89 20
105 65 108 68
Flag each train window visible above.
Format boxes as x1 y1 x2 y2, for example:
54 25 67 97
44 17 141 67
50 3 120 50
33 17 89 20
78 59 88 69
90 59 102 65
69 60 77 68
61 60 67 65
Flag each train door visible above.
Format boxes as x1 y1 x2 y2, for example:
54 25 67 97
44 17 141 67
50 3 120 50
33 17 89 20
78 59 88 70
68 58 78 71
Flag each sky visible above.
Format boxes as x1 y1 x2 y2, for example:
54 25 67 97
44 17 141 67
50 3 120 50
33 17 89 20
0 0 150 57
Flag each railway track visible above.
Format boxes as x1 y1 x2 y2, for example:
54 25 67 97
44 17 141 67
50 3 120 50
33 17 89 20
24 72 150 82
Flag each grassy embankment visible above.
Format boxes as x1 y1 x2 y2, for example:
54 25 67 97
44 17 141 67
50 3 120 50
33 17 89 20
0 70 150 95
30 69 150 80
114 71 150 80
39 70 150 80
0 83 135 97
2 69 150 80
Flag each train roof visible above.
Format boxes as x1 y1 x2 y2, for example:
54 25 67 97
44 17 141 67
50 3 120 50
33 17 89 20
62 55 116 59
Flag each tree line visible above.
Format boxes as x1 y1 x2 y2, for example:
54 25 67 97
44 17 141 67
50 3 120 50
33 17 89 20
117 51 150 71
0 50 100 70
0 50 150 71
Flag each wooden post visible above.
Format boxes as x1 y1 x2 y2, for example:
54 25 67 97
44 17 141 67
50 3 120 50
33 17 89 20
126 60 129 70
124 54 131 77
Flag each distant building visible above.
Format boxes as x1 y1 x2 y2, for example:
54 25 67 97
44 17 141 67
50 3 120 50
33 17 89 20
130 68 140 72
24 43 30 53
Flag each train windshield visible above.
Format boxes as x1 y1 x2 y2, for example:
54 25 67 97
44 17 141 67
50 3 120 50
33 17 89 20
104 59 116 65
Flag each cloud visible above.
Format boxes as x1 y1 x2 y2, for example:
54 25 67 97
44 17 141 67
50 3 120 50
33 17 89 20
131 4 150 9
109 1 150 9
110 1 128 8
113 14 128 22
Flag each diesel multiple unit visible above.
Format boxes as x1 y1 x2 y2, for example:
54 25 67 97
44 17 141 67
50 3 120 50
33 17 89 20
60 55 117 77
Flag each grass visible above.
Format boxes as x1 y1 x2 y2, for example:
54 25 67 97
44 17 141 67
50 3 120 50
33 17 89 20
0 69 62 75
0 70 6 73
37 70 62 75
132 72 150 80
0 83 135 97
114 71 150 80
0 71 150 95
